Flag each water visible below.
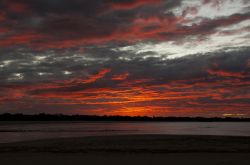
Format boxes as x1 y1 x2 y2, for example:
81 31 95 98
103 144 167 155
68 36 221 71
0 121 250 143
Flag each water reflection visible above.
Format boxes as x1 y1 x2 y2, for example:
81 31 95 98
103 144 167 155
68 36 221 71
0 122 250 143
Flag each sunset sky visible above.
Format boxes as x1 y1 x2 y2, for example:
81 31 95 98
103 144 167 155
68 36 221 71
0 0 249 117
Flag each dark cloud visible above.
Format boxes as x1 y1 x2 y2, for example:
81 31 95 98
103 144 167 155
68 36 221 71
0 0 190 48
0 0 249 116
0 0 248 49
0 47 249 116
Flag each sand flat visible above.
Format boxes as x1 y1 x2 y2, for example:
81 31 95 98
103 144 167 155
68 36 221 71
0 135 250 165
0 135 250 153
1 153 250 165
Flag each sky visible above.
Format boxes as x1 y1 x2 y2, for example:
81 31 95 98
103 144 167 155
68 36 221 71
0 0 249 117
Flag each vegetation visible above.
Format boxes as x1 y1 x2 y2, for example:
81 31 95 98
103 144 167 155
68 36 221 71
0 113 249 121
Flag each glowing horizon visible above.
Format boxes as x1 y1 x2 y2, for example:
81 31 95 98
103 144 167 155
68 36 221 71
0 0 249 117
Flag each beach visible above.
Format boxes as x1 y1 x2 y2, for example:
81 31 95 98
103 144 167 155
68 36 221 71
0 135 250 165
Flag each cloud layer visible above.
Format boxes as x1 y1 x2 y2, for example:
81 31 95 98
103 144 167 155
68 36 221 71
0 0 249 116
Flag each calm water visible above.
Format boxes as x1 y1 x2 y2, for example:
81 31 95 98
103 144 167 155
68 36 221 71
0 122 250 143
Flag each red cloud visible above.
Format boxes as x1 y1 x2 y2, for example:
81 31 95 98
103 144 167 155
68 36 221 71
110 0 162 10
1 72 249 117
0 33 45 47
83 68 111 84
7 2 28 13
207 69 246 78
0 27 9 33
112 72 129 81
0 12 5 22
0 12 248 49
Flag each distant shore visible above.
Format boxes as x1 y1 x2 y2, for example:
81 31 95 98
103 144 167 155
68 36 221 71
0 135 250 165
1 113 250 122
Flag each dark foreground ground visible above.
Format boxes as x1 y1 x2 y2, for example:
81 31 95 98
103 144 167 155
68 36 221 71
1 153 250 165
0 135 250 165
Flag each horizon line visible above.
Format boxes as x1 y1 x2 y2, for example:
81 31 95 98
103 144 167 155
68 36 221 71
0 113 249 121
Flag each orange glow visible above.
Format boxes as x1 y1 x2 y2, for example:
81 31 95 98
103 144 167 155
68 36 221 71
1 74 245 116
2 79 249 116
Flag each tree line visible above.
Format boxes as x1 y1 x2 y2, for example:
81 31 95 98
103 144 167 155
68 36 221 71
0 113 249 121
